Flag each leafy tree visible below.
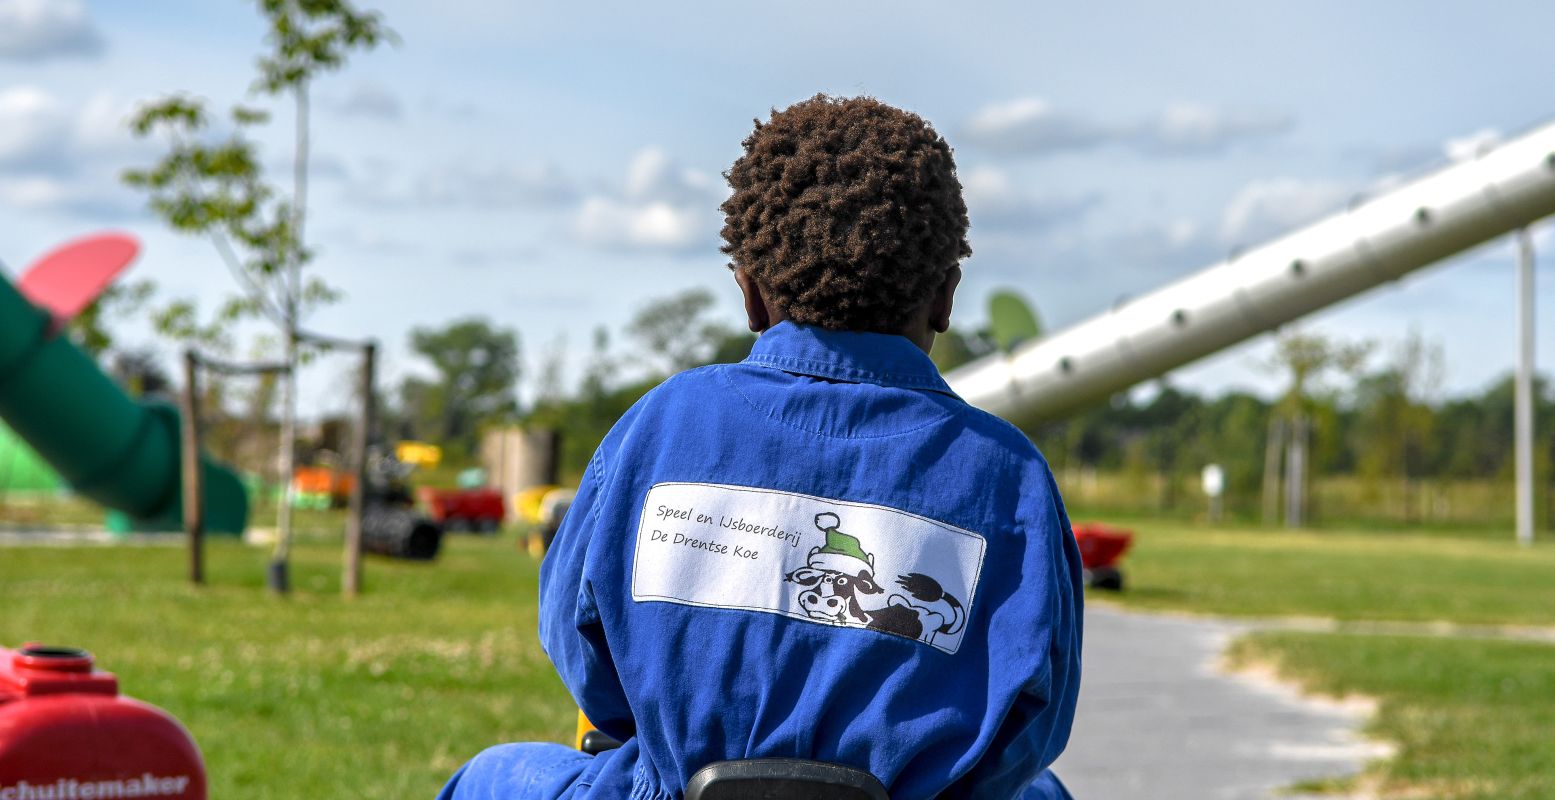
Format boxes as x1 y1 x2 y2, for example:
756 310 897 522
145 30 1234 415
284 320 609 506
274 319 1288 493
67 280 157 360
1262 331 1371 525
626 289 735 375
709 331 758 366
521 296 753 481
400 318 521 457
122 0 393 587
107 350 173 399
578 327 617 406
1353 333 1442 482
929 328 993 373
1199 392 1274 505
1266 332 1372 418
1136 383 1203 507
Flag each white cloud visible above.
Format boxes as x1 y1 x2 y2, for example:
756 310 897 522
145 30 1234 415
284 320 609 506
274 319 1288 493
0 173 141 219
1002 176 1351 309
963 98 1111 154
0 0 104 62
0 175 68 207
336 82 402 120
963 97 1292 158
0 87 148 173
0 87 154 219
624 147 719 204
344 160 576 209
1219 178 1352 245
448 244 544 268
318 226 425 258
1443 128 1501 162
0 86 70 169
416 163 574 206
420 92 483 119
573 197 703 251
961 167 1095 230
570 148 724 254
1130 103 1294 156
1349 127 1508 184
74 92 154 162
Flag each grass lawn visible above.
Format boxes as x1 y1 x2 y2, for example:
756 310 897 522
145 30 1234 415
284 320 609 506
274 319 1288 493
1089 519 1555 625
0 532 577 799
1227 632 1555 800
4 512 1553 798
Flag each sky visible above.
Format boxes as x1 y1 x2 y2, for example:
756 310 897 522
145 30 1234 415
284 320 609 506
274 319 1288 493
3 0 1554 417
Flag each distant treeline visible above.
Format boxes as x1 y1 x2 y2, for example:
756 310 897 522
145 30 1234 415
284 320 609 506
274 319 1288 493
521 320 1555 528
375 288 1552 528
1031 376 1554 525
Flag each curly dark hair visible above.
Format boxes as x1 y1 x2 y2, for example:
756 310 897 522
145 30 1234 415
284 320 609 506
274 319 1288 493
720 95 971 333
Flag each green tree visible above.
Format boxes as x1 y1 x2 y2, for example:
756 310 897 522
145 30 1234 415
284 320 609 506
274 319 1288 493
522 301 753 482
66 280 157 360
123 0 393 587
1352 333 1443 512
1263 331 1371 526
709 331 758 366
106 350 173 399
626 289 735 375
400 318 521 458
929 328 992 373
1199 392 1274 514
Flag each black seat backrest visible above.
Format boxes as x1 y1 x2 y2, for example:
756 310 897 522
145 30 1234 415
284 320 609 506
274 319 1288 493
685 759 890 800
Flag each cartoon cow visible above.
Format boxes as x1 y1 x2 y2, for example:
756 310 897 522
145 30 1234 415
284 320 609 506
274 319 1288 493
783 512 965 646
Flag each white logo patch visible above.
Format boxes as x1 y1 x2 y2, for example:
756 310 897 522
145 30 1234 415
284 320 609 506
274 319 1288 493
632 482 986 654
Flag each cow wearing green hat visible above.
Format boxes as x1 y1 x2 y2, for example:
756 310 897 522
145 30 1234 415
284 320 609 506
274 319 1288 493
784 512 966 645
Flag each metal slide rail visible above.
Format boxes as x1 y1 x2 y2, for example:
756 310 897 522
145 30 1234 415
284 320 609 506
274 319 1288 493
945 120 1555 426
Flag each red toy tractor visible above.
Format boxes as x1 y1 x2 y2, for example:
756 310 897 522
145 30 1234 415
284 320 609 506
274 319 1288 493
1071 522 1133 591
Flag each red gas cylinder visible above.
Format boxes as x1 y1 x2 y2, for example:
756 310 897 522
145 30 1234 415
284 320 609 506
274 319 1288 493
0 644 206 799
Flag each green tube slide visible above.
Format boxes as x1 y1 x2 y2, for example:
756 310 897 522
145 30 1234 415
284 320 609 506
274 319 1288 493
0 269 247 533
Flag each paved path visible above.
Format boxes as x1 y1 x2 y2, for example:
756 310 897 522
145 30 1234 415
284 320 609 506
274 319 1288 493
0 528 176 546
1050 605 1388 799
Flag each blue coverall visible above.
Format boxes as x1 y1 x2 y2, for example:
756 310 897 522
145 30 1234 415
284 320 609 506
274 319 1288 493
439 321 1084 799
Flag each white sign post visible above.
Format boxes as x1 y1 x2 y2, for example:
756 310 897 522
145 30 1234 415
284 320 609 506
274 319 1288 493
1201 463 1225 524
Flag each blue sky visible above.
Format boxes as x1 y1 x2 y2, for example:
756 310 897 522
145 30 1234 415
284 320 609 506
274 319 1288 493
3 0 1554 415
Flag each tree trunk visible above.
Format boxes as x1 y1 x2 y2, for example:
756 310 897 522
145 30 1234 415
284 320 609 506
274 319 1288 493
268 79 312 595
1284 414 1308 528
181 351 204 585
269 330 297 594
344 341 375 598
1262 418 1284 526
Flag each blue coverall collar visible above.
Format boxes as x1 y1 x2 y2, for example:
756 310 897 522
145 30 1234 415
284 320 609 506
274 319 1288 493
742 321 958 398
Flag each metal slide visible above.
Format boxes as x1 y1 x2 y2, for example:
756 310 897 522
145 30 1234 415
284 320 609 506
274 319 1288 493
0 265 248 533
945 119 1555 426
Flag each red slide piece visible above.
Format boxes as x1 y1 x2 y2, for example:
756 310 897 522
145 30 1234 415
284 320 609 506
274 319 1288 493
16 232 141 325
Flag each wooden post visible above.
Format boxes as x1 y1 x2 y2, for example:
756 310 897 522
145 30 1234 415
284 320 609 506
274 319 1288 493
180 350 204 585
344 341 375 597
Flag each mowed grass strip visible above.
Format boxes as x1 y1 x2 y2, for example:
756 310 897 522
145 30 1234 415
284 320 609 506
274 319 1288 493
1228 632 1555 800
1089 521 1555 625
0 534 577 799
